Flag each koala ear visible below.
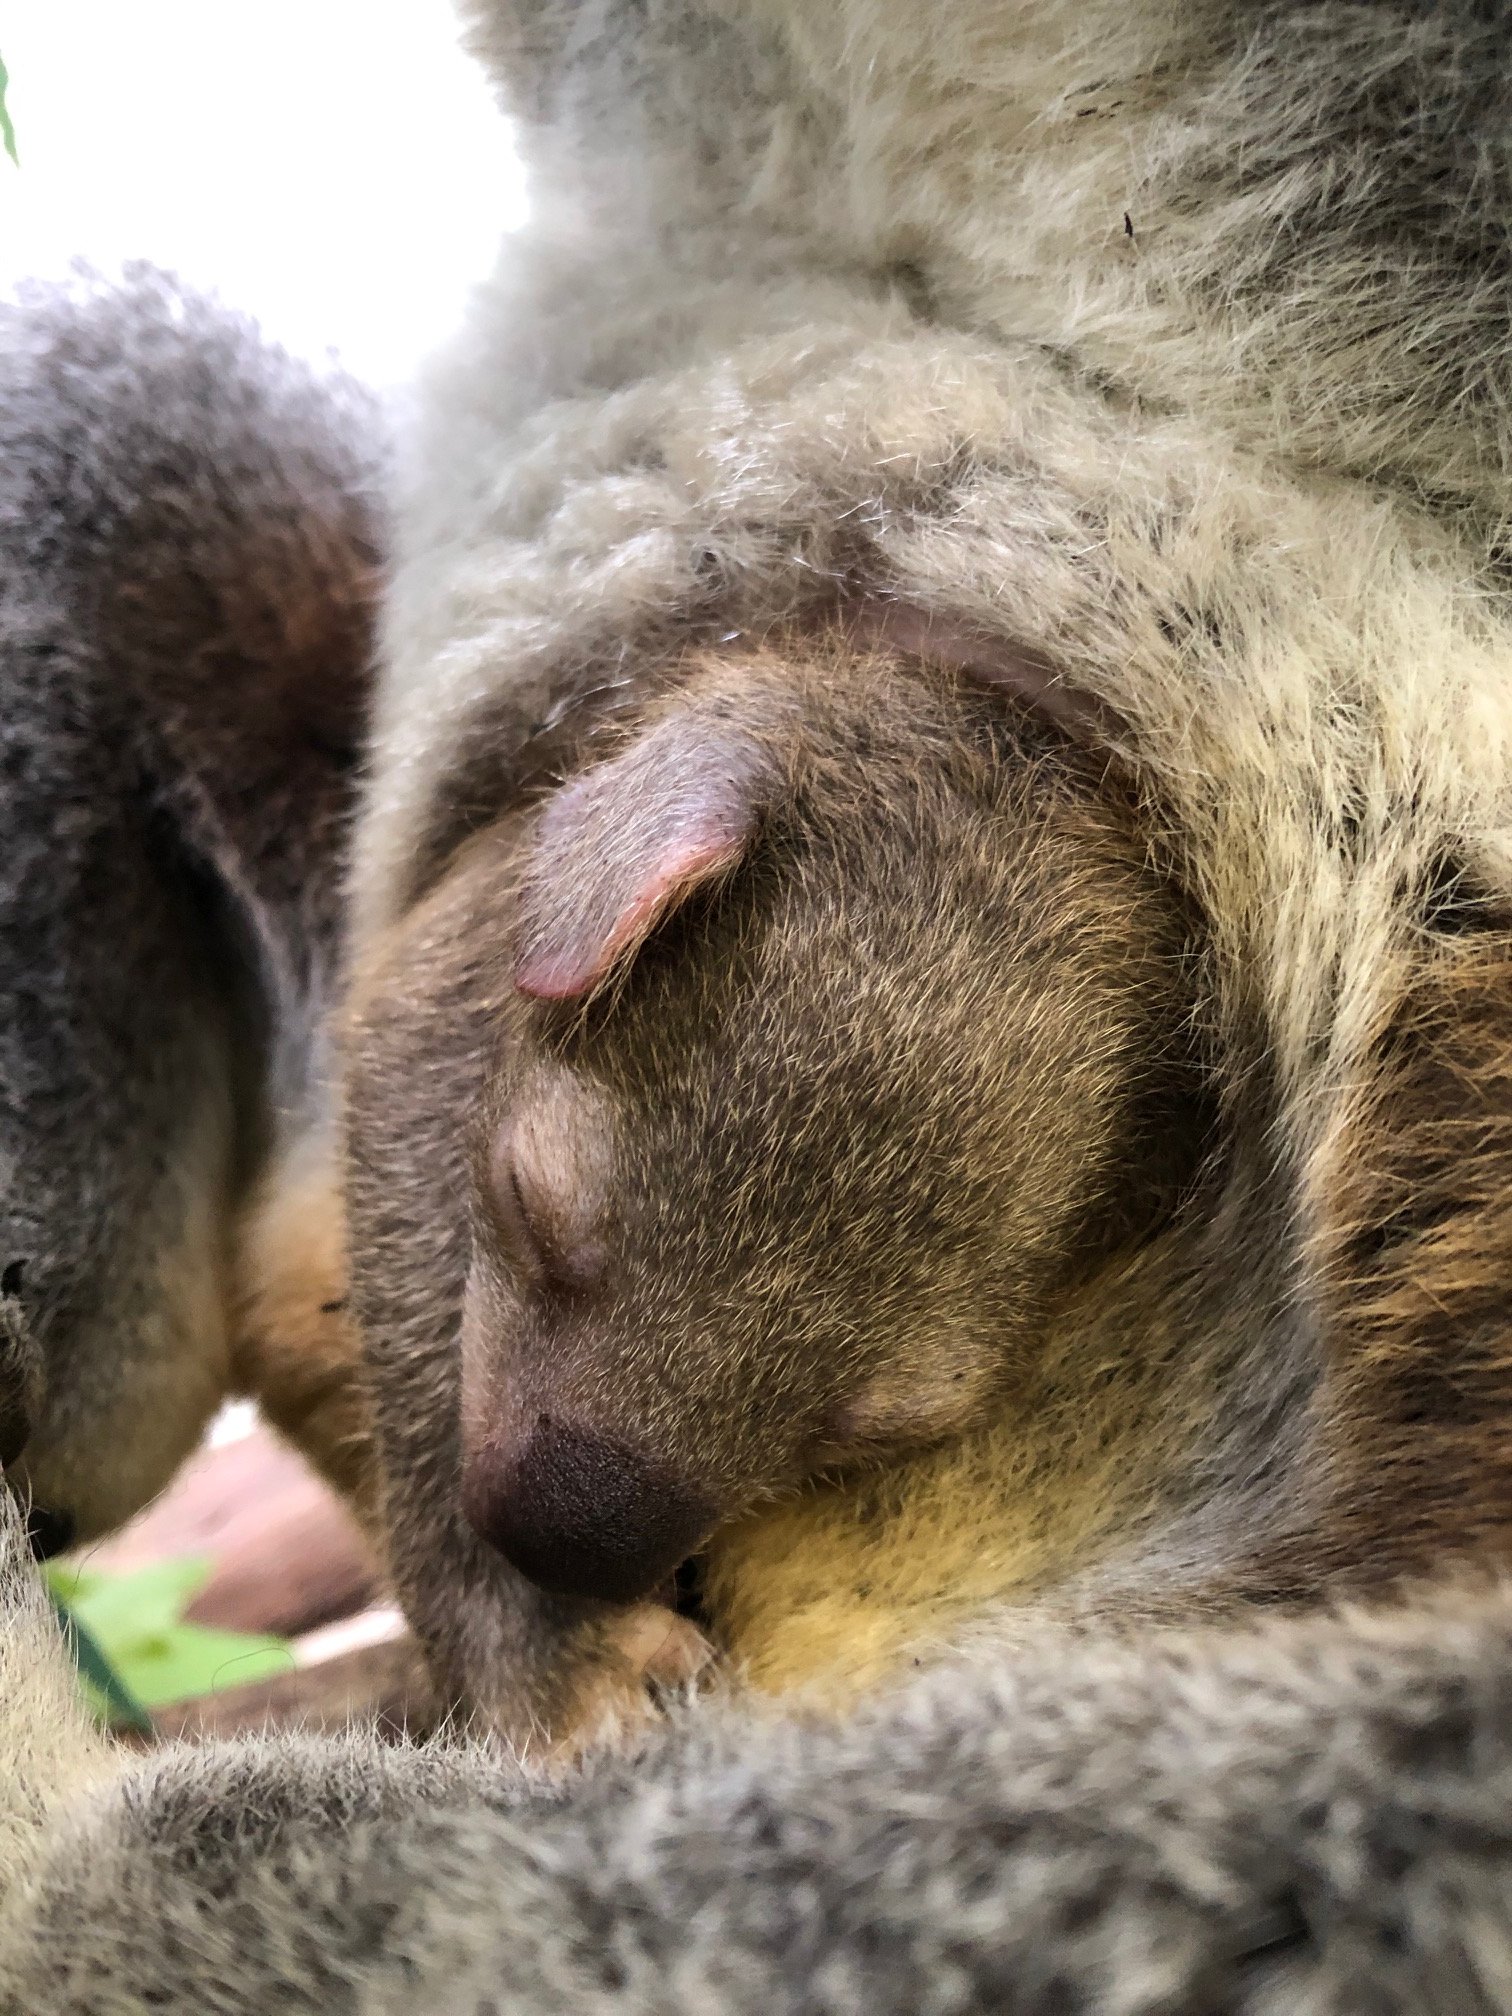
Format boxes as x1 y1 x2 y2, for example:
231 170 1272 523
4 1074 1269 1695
851 602 1128 745
515 715 773 1002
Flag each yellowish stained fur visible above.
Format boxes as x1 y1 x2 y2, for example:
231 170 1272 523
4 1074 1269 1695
705 1233 1227 1698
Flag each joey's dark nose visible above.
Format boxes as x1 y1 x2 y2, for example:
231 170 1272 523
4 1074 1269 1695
463 1417 716 1605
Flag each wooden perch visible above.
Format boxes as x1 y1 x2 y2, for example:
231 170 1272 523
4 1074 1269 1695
87 1420 381 1639
151 1617 435 1743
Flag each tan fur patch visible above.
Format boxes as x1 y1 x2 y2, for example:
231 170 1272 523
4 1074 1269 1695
702 1239 1217 1703
231 1140 379 1533
1288 919 1512 1592
11 1073 238 1543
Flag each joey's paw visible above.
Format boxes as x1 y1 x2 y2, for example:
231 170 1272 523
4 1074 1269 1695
616 1601 715 1692
543 1604 715 1767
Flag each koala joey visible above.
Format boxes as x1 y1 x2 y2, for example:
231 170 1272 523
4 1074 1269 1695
0 267 383 1554
0 260 1203 1764
14 0 1512 1787
344 625 1206 1742
0 262 1207 1760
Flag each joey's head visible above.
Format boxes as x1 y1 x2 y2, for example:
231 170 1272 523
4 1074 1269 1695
346 637 1205 1619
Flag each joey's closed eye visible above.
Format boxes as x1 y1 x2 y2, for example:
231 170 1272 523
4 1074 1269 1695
484 1101 612 1293
487 1124 542 1280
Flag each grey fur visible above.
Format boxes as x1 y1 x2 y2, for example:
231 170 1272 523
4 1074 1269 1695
4 1491 1512 2013
346 0 1512 1739
0 265 383 1539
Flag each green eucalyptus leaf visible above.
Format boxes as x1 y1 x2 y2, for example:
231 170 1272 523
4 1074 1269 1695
47 1554 295 1714
115 1620 293 1709
0 57 19 168
48 1597 152 1734
47 1554 212 1642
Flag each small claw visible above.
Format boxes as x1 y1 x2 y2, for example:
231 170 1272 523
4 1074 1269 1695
615 1603 715 1689
532 1606 717 1770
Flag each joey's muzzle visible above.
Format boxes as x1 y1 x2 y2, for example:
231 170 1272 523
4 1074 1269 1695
462 1416 717 1605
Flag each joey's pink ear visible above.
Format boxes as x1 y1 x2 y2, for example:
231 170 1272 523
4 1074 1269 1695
849 602 1128 745
514 716 772 1002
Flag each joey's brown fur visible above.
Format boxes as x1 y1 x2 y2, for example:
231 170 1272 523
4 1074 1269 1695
1252 918 1512 1599
335 0 1512 1740
344 632 1207 1732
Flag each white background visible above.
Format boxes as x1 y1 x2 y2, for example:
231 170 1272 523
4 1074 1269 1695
0 0 527 387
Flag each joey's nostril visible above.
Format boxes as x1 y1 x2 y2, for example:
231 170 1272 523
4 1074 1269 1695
25 1505 75 1562
463 1417 717 1605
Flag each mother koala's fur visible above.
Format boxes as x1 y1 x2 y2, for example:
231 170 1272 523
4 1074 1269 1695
6 1488 1512 2014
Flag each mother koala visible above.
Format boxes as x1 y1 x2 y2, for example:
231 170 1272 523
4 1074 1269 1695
4 0 1508 1766
336 0 1512 1748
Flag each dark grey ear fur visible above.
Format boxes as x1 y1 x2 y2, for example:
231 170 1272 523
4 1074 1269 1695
0 266 383 1537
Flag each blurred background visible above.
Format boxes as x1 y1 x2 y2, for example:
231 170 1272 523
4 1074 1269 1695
4 0 523 1731
0 0 526 385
